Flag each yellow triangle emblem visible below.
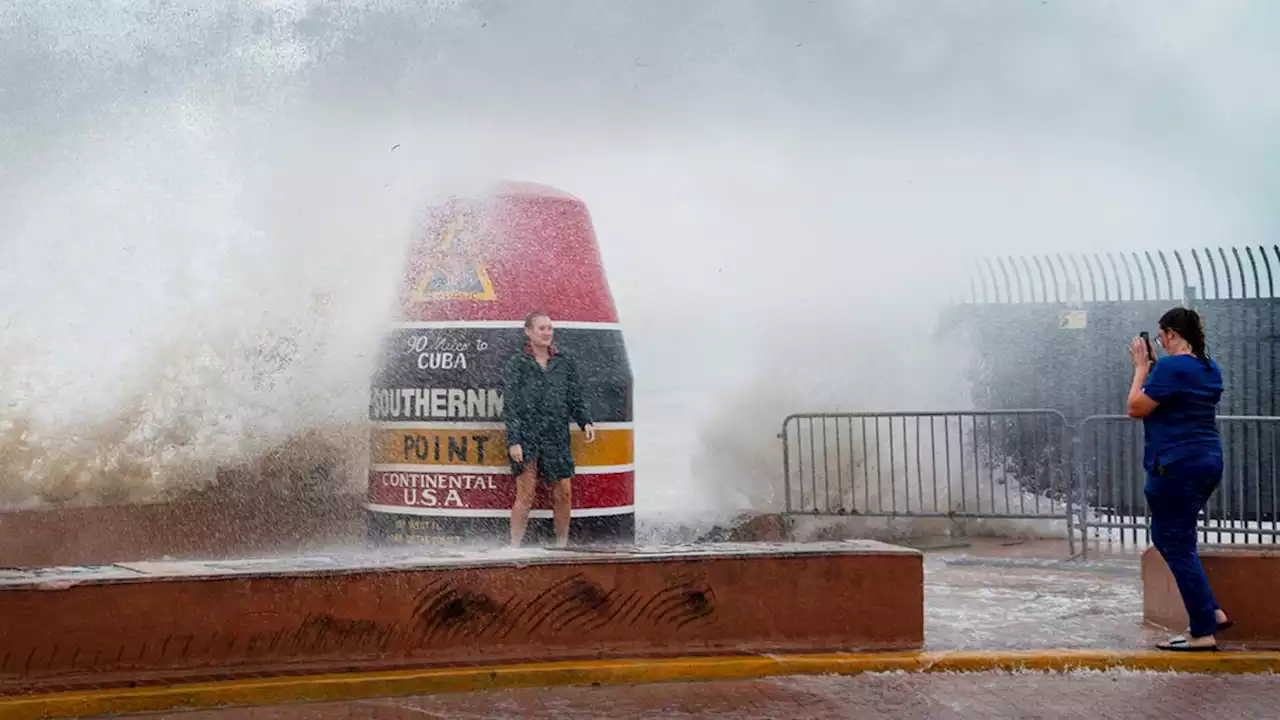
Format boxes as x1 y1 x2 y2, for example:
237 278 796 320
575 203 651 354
411 211 497 302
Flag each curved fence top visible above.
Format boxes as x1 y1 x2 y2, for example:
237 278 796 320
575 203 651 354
965 246 1280 304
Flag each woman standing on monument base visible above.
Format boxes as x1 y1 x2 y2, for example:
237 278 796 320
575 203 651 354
503 311 595 548
1126 306 1231 652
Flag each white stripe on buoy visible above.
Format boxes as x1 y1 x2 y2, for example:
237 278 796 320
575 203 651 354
391 320 622 331
370 463 636 475
365 504 634 518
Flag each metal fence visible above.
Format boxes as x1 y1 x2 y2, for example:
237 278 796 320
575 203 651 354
964 247 1280 306
1077 415 1280 558
944 245 1280 424
780 410 1074 549
781 411 1280 559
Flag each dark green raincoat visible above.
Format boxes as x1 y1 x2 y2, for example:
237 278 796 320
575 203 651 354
502 345 592 483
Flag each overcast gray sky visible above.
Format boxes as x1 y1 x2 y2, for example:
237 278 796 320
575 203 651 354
4 1 1278 226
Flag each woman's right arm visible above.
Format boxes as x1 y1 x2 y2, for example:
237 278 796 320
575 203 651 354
502 357 524 454
1126 336 1159 418
1127 365 1159 418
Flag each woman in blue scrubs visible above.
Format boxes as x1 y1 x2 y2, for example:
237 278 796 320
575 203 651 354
1126 307 1231 651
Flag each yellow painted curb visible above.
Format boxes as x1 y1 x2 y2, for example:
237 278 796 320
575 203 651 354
3 650 1279 719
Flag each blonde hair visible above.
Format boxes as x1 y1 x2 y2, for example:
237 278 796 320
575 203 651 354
524 311 550 329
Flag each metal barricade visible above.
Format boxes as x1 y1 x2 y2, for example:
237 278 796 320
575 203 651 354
1077 415 1280 558
780 410 1074 553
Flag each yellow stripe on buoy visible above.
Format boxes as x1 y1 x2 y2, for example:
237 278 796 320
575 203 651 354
371 427 632 467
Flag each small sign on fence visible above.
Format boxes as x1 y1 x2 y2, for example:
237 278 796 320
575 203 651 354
1059 310 1088 330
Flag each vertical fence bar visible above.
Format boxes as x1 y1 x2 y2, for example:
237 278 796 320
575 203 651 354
1217 420 1228 545
1078 419 1090 559
999 416 1010 515
958 416 967 514
824 417 834 512
906 415 916 509
1272 423 1278 544
804 419 814 512
1231 420 1242 542
782 417 793 514
849 419 859 513
1102 419 1112 548
795 419 805 512
1064 416 1076 557
845 417 856 514
974 414 983 514
1231 299 1241 540
916 417 925 515
1254 419 1263 543
861 418 870 515
890 415 901 509
874 418 883 514
1119 418 1130 550
1207 419 1219 545
1237 418 1246 541
1135 419 1147 547
1030 416 1041 516
931 417 940 513
945 416 954 514
834 417 844 514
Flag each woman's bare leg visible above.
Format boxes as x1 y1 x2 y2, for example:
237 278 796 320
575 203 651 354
510 461 538 547
551 477 572 547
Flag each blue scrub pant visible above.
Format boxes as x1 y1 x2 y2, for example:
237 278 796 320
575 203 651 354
1145 453 1224 639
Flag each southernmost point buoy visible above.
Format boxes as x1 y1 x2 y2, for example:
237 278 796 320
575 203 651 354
367 182 635 546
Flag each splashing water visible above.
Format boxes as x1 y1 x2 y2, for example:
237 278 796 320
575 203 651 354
1 2 1278 541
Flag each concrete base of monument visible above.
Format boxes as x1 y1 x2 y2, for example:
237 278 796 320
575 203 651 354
1142 545 1280 649
366 510 636 547
0 498 638 569
0 490 638 570
0 540 923 695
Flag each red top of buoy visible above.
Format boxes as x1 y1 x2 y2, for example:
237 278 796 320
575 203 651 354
490 180 584 203
396 181 619 324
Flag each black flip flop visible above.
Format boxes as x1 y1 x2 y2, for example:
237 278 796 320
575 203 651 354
1182 621 1234 634
1158 635 1219 653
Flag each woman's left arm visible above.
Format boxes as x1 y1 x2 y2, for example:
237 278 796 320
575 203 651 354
566 356 595 441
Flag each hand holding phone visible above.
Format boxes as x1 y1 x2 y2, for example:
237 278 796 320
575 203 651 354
1139 332 1156 363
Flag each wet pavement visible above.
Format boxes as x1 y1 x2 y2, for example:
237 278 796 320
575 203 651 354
920 538 1165 650
134 671 1280 719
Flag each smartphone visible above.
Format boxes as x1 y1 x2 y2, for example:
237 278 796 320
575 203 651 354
1139 332 1155 364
